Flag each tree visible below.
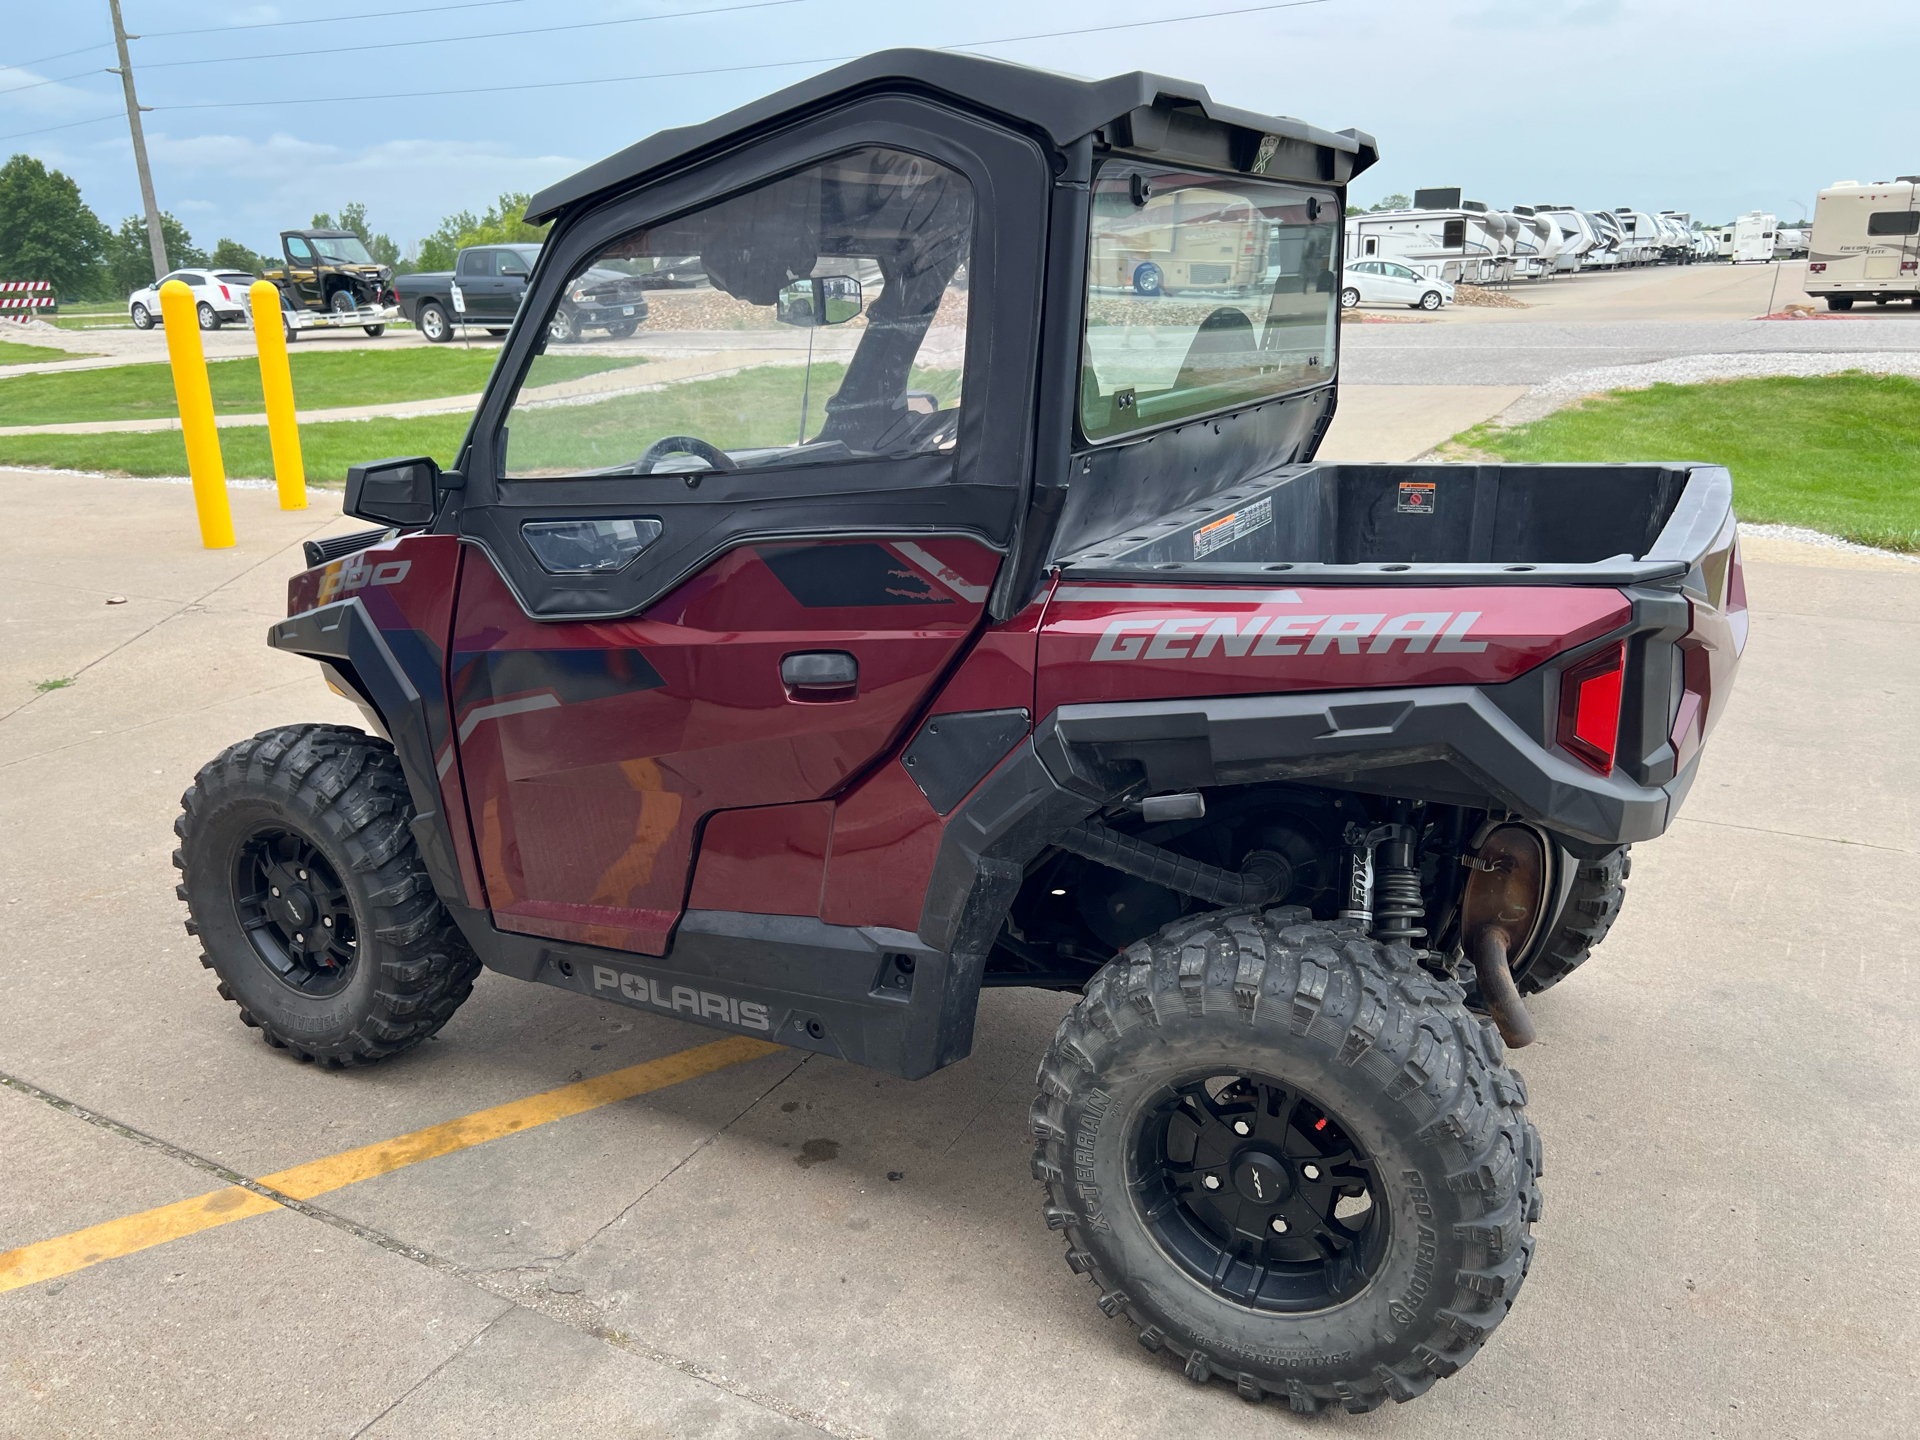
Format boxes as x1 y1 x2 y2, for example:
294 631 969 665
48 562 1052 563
1369 193 1412 212
0 154 111 300
104 212 205 294
311 201 403 269
208 238 274 273
413 193 549 271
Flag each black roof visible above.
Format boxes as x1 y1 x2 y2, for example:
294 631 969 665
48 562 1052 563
527 48 1376 223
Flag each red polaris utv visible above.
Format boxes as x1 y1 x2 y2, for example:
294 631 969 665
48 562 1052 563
174 51 1745 1414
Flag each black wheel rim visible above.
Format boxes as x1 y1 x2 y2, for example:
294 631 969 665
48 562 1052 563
231 827 359 996
1130 1073 1389 1313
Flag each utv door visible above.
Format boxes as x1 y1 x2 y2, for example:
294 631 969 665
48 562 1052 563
283 236 323 310
443 98 1048 957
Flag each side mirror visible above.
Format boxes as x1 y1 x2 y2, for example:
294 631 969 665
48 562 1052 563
776 274 863 327
345 456 440 527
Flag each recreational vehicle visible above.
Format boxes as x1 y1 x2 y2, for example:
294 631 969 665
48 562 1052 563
1344 188 1515 284
1507 207 1564 278
1581 210 1624 269
1532 206 1599 272
1091 184 1272 295
1804 178 1920 309
1729 212 1776 264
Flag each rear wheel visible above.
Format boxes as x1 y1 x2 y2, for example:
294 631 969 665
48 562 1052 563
174 724 480 1066
1132 262 1164 297
363 324 386 337
1033 907 1540 1413
1512 845 1631 994
486 327 509 337
416 301 452 342
197 302 220 330
1340 286 1361 309
1828 296 1853 311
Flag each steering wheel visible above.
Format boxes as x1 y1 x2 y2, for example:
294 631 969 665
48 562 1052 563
635 435 736 475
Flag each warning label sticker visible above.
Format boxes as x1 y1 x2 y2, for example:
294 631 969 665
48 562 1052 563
1192 496 1273 557
1397 482 1437 515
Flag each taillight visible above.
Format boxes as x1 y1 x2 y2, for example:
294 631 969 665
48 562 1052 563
1903 260 1918 272
1557 640 1625 775
1808 262 1826 273
219 284 231 300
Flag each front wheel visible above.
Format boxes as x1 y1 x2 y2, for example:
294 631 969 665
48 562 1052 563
1032 908 1540 1414
548 306 581 343
604 319 638 338
174 724 480 1066
1339 286 1361 309
1132 263 1164 297
416 301 452 342
131 303 153 330
1418 289 1444 311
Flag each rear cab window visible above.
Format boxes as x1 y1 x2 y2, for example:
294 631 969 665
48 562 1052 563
499 146 972 479
458 249 493 277
1080 164 1337 443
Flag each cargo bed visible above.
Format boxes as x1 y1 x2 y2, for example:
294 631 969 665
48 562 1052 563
1054 461 1732 587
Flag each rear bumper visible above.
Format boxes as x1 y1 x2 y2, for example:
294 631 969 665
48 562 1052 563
1036 684 1682 849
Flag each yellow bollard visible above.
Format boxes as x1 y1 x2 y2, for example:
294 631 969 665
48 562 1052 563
157 279 235 549
250 281 306 509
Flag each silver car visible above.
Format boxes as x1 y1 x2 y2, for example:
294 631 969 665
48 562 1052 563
1338 259 1452 311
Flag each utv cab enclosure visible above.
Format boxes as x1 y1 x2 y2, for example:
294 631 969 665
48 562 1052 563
176 50 1744 1417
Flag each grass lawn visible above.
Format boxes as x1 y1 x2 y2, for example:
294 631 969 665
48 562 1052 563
0 414 474 482
1451 372 1920 552
0 339 90 366
0 348 648 427
0 359 959 482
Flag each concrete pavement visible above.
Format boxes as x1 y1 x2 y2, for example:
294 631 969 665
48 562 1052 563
1 460 1915 1438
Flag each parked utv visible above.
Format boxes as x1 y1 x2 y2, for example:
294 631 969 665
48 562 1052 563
262 229 399 338
174 51 1745 1416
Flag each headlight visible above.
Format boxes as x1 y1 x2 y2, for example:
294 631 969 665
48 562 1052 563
571 289 592 303
521 518 662 574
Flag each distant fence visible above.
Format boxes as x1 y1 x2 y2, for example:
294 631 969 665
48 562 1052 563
0 281 55 311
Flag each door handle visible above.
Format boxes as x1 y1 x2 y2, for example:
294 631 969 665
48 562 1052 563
781 651 857 701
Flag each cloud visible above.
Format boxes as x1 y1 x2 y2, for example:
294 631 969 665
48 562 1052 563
1457 0 1624 29
135 131 585 247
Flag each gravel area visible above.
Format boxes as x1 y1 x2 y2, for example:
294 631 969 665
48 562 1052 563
1497 350 1920 425
1452 284 1530 309
1740 523 1919 561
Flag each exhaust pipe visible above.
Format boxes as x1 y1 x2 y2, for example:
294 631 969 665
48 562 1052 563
1459 825 1547 1048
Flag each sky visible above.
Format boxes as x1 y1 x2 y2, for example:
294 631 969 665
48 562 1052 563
2 0 1913 259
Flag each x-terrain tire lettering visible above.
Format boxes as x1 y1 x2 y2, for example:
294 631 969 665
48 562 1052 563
1031 907 1540 1413
174 724 480 1065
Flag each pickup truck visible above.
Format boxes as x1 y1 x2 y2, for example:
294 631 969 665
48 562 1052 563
173 51 1744 1418
393 242 650 343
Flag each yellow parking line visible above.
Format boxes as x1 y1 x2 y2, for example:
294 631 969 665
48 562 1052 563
0 1035 780 1294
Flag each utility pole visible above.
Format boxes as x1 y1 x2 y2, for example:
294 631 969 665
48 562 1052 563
106 0 168 283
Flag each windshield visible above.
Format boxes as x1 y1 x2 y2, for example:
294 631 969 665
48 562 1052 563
501 147 970 479
1081 165 1337 443
310 234 374 264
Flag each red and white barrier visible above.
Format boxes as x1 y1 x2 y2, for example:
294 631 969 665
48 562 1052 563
0 280 55 311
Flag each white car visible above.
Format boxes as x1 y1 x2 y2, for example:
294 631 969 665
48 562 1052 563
128 268 257 331
1339 260 1452 312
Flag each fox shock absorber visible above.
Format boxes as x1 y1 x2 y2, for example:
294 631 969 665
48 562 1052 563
1339 815 1428 943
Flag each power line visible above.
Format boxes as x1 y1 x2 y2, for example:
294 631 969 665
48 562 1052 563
141 0 535 37
0 66 108 98
0 0 1335 141
158 0 1336 114
0 0 533 72
0 112 125 142
137 0 812 71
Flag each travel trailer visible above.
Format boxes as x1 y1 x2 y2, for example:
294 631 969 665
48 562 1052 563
1729 211 1776 264
1533 206 1599 272
1507 207 1564 278
1804 178 1920 309
1343 187 1516 283
1772 224 1810 260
